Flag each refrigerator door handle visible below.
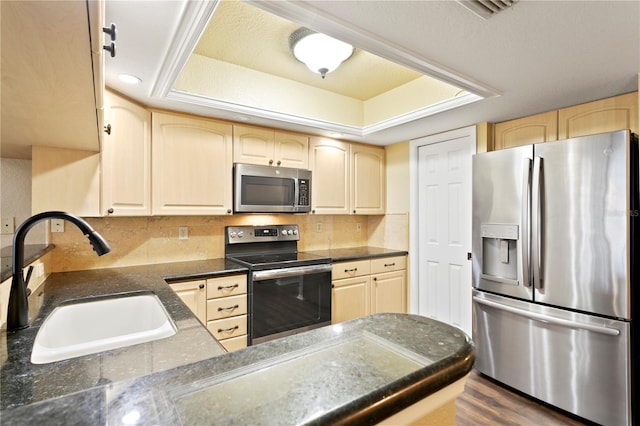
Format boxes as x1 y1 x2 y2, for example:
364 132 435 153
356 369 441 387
473 296 621 336
531 156 543 290
521 158 531 287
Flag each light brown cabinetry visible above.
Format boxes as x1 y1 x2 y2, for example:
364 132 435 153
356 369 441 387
557 92 638 139
169 279 207 323
102 91 151 216
493 92 638 150
169 274 248 352
31 146 101 216
493 111 558 149
151 112 233 215
310 137 386 215
233 124 309 168
206 274 248 352
331 256 406 324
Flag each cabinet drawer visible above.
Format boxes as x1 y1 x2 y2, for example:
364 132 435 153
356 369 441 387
371 256 406 274
219 335 248 352
332 260 370 280
207 274 247 299
207 314 248 340
207 295 247 320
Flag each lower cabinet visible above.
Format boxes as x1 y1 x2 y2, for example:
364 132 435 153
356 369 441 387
332 256 407 324
169 274 248 352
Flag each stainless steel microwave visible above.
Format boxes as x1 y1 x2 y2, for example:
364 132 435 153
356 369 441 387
233 163 311 213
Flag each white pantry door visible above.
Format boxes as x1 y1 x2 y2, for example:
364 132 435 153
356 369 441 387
413 127 475 335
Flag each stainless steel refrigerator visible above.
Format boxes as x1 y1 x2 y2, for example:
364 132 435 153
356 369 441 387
472 130 638 425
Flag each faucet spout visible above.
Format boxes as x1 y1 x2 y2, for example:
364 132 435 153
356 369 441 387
7 211 111 332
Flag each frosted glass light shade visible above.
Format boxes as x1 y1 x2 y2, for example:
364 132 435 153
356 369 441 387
290 29 354 79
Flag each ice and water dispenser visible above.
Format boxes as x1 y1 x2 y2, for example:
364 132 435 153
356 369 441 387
480 224 519 285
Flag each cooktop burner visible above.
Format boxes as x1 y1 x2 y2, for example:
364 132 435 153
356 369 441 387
228 252 330 270
224 224 331 270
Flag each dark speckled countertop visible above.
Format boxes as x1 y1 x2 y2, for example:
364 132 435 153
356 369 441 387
0 252 474 425
1 244 55 282
305 246 408 262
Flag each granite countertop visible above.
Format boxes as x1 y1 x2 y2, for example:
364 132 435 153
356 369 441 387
1 252 474 425
0 244 55 282
305 246 408 262
2 313 474 425
0 259 247 410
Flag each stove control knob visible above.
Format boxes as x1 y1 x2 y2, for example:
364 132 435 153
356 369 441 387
293 229 298 235
288 229 294 235
237 231 244 238
229 231 237 238
281 230 287 236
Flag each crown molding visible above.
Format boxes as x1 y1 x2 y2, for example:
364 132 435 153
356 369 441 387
150 0 220 98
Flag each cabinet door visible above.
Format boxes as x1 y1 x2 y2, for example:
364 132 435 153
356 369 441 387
274 131 309 168
558 92 638 139
332 276 371 323
102 91 151 216
494 111 558 150
371 270 406 314
170 280 207 324
309 137 350 214
351 144 386 214
233 125 274 166
152 112 233 215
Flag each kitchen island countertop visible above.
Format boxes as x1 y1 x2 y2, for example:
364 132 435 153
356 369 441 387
1 257 473 425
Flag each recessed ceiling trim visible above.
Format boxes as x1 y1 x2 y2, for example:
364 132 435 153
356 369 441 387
362 92 483 135
150 0 220 98
166 89 364 136
167 88 482 137
246 0 502 99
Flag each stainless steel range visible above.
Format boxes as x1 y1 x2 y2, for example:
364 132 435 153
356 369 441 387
225 224 332 345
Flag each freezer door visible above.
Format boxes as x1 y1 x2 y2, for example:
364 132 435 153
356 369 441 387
473 290 630 426
472 145 533 300
532 130 633 319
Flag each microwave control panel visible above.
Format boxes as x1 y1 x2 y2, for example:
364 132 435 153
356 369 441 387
298 179 310 206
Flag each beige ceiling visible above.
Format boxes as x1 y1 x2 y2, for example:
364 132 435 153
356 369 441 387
193 1 429 101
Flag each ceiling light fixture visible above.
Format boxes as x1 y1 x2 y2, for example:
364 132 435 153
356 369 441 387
289 28 354 79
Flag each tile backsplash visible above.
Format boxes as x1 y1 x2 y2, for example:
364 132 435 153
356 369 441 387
50 214 408 272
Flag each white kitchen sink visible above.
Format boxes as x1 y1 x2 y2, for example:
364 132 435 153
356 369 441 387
31 292 177 364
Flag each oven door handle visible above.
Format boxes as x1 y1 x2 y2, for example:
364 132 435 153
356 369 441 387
252 264 332 281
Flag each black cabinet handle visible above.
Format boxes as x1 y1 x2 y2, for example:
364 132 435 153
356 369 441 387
218 284 239 291
198 283 205 289
384 263 396 267
345 268 358 273
103 23 117 41
217 325 239 333
103 41 116 58
218 304 239 312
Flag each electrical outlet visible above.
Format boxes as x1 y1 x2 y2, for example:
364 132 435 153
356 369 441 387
178 226 189 240
51 219 65 233
356 223 362 232
316 222 323 233
1 217 14 234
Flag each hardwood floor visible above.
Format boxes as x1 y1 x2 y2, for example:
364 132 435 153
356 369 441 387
456 370 590 426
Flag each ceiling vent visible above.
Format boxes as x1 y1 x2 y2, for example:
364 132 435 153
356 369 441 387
457 0 519 19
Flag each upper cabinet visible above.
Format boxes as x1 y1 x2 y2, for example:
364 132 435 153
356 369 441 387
233 125 309 168
351 144 386 215
557 92 638 139
493 111 558 150
102 91 151 216
152 112 233 215
310 137 386 215
493 92 638 150
1 0 105 158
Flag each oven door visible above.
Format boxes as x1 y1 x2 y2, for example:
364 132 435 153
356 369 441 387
250 264 332 345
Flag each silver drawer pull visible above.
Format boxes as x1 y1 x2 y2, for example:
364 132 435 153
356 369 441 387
345 268 358 273
217 325 239 333
218 284 239 290
384 263 396 267
218 304 239 312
